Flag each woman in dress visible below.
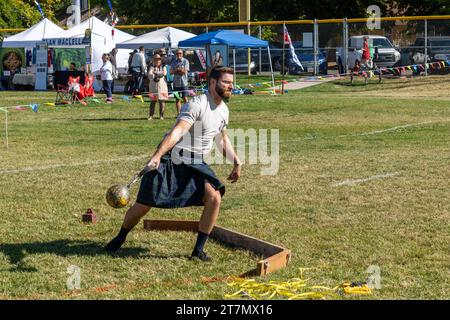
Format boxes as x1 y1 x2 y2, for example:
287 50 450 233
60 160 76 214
147 54 168 120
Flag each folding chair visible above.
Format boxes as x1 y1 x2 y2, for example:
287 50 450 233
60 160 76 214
83 74 95 98
55 76 88 105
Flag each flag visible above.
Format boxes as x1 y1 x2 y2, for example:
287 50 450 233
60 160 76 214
34 1 45 18
283 25 304 71
196 50 207 70
30 104 39 113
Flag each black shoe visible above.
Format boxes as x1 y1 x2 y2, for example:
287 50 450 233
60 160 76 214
104 236 126 253
190 250 212 262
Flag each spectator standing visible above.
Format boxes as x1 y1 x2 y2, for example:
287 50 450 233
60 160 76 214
170 49 190 115
148 54 168 120
131 46 147 95
100 53 113 103
361 37 372 69
109 48 118 93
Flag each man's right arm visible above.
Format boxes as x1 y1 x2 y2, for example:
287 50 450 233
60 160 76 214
146 120 192 169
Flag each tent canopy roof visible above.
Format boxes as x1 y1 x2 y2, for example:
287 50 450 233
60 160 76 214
44 17 133 47
116 27 196 49
2 18 64 48
178 29 268 48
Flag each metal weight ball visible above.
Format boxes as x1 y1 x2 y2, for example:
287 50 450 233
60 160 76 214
106 165 156 209
106 184 131 208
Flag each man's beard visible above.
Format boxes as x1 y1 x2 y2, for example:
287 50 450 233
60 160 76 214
215 84 232 102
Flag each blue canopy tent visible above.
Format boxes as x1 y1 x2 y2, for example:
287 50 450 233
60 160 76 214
178 29 275 90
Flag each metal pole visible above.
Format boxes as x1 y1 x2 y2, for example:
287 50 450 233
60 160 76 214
248 21 251 76
258 25 262 74
267 46 275 93
343 18 349 74
233 49 236 89
282 22 286 77
424 19 428 76
313 19 318 76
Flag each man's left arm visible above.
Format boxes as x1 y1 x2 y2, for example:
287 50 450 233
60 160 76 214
217 127 242 183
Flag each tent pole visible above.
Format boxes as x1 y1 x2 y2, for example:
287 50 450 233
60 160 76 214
233 48 236 89
267 46 275 94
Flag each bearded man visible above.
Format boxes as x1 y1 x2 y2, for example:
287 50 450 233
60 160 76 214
105 66 242 261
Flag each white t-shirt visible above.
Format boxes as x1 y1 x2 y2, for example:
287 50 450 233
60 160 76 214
172 93 229 164
100 61 113 80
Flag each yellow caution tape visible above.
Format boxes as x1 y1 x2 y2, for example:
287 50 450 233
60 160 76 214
225 268 373 300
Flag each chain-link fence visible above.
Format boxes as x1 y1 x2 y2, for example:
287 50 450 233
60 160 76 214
1 16 450 79
111 16 450 76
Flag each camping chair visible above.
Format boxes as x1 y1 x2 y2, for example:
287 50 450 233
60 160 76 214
55 76 88 105
82 74 96 100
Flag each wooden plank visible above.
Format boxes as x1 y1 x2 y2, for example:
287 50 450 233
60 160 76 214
143 219 198 232
143 219 291 276
210 225 285 258
257 249 291 276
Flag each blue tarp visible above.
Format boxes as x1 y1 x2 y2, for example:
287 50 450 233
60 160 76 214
178 29 268 48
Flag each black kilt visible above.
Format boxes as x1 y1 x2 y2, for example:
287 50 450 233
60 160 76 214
136 153 225 208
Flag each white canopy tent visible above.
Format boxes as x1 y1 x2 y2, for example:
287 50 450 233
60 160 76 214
44 17 134 89
116 27 196 49
2 18 63 48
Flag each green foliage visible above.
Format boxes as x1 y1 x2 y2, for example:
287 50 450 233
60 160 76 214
0 0 70 29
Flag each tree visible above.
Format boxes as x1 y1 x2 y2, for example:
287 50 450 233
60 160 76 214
91 0 237 25
0 0 70 29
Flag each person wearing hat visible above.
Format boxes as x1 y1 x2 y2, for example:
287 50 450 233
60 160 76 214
147 54 168 120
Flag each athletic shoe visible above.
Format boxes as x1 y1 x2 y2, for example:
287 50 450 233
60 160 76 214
104 236 125 253
190 250 212 262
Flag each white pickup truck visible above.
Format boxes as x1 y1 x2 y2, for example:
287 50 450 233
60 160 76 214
337 35 401 72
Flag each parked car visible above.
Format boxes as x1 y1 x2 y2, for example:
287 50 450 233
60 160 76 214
182 49 257 85
336 35 401 73
251 41 328 75
230 50 257 74
410 36 450 74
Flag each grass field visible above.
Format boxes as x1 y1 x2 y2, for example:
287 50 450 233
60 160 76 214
0 75 449 299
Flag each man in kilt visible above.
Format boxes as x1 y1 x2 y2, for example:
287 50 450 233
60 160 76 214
105 66 242 261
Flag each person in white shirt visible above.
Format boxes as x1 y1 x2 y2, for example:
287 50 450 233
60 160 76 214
100 53 113 103
105 65 242 262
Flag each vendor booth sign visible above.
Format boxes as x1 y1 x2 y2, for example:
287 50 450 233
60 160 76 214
0 48 25 74
35 42 48 90
206 44 228 68
46 37 84 47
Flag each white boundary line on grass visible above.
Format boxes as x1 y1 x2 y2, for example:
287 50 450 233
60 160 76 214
332 172 399 187
1 119 449 175
0 155 149 174
355 121 436 136
242 119 450 146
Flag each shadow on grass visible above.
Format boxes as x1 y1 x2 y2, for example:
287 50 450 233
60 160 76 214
0 239 148 272
76 118 148 122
